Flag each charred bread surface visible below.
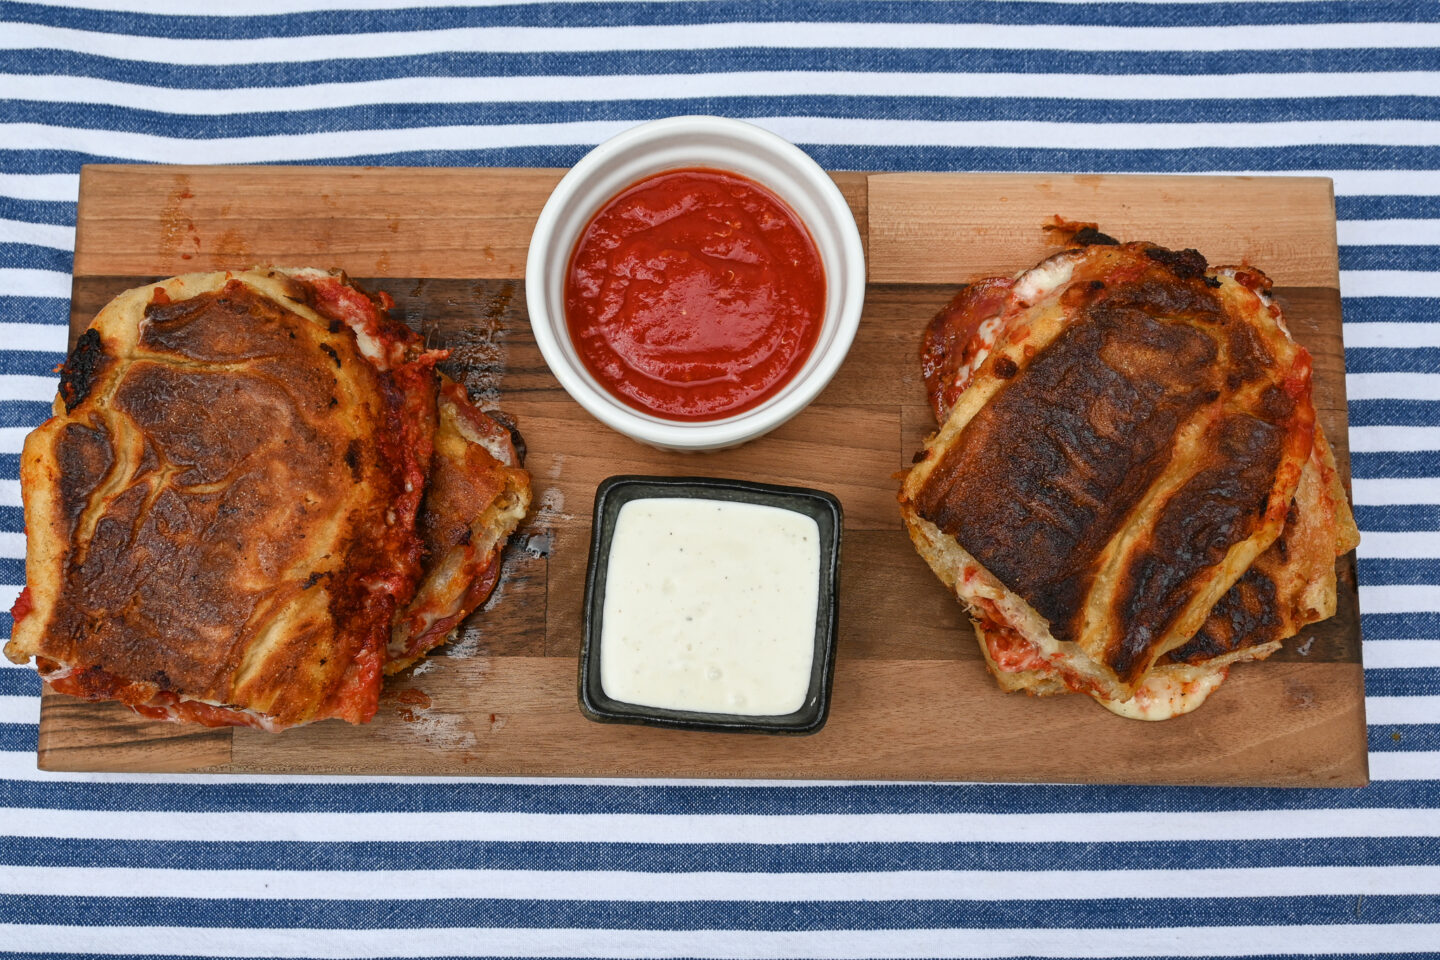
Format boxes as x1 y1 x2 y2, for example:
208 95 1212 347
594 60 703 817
6 269 530 730
899 230 1355 717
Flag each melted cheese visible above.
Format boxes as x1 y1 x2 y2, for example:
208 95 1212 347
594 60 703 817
1097 667 1228 721
950 312 1006 397
1012 252 1077 304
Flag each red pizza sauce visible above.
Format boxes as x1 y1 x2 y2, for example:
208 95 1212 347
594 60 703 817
564 168 825 421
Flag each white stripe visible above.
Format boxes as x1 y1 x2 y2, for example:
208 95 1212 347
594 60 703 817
0 694 36 725
1342 270 1440 299
0 269 70 300
0 480 21 508
6 118 1440 164
1335 171 1440 196
0 531 25 559
1353 477 1440 506
1350 426 1440 453
1368 639 1440 669
1359 585 1440 614
0 426 34 454
1371 751 1440 781
1347 372 1440 401
0 173 78 204
1358 532 1440 559
1343 323 1440 349
6 863 1440 902
6 807 1440 844
7 71 1440 114
8 922 1440 958
9 21 1440 62
0 322 67 352
1368 691 1440 720
0 218 74 251
1340 219 1440 247
0 374 66 403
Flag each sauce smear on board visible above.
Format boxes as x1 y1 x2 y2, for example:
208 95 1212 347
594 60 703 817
564 168 825 421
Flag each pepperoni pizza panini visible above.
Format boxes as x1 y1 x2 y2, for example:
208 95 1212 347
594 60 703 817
4 269 530 730
899 226 1357 719
389 375 531 674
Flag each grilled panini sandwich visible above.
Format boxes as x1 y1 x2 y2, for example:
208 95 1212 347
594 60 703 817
5 269 530 730
899 225 1358 719
389 376 531 674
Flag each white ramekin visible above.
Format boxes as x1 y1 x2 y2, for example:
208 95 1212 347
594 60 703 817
524 116 866 452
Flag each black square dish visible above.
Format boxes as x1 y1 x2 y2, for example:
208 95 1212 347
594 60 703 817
579 475 843 735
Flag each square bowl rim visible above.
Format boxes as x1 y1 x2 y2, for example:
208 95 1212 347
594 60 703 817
578 474 843 735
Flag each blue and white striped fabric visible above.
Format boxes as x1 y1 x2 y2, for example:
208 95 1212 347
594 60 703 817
3 1 1440 955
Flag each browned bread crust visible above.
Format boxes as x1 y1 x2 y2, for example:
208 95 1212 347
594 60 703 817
388 376 532 674
899 232 1354 717
5 269 530 730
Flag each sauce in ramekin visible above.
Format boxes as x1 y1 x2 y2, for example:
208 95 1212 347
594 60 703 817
564 168 825 421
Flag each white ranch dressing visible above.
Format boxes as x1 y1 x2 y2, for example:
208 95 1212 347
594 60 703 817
599 497 821 716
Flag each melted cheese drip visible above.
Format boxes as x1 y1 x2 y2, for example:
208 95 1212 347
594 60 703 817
1096 667 1228 721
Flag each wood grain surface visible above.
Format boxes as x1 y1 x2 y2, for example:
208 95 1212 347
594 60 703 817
36 165 1366 785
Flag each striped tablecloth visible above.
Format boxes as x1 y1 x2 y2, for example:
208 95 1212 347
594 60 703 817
3 2 1439 956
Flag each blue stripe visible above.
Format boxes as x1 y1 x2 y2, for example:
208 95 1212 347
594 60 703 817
0 297 68 326
1373 724 1440 752
0 243 70 273
1366 668 1440 697
4 776 1439 816
1345 298 1440 324
0 351 61 377
0 506 22 532
0 955 1411 960
1352 451 1440 479
2 892 1438 929
2 1 1434 36
1339 195 1440 221
0 670 38 696
0 401 52 429
0 559 25 584
1342 245 1440 272
1357 504 1440 531
0 196 74 227
1359 558 1440 585
6 834 1440 873
1349 399 1440 427
1366 613 1440 640
0 722 35 752
1346 347 1440 374
1 956 1434 960
14 145 1440 176
11 97 1440 138
8 46 1440 87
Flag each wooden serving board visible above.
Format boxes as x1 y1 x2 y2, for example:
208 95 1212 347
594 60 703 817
37 166 1365 785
